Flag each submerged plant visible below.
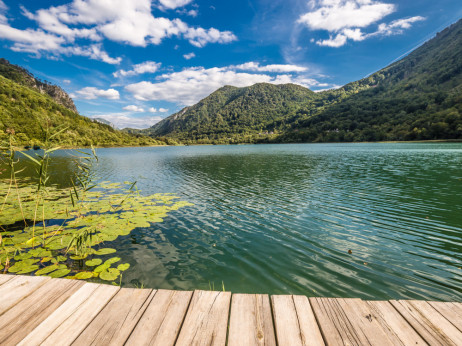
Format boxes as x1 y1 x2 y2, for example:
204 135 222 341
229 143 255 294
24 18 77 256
0 129 193 283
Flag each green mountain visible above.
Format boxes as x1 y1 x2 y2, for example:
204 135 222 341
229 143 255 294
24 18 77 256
144 83 317 143
145 18 462 144
0 59 164 147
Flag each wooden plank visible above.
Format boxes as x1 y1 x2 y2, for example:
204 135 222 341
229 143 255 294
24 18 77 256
0 275 50 315
367 300 426 345
0 274 13 285
271 295 325 346
126 289 193 346
18 282 119 346
390 300 462 345
310 297 367 345
228 294 276 346
0 278 84 345
336 299 395 345
427 301 462 332
176 290 231 346
73 288 156 346
293 295 325 346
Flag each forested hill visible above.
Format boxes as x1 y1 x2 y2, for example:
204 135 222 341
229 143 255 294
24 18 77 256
144 18 462 144
283 18 462 143
143 83 317 142
0 59 77 113
0 60 165 147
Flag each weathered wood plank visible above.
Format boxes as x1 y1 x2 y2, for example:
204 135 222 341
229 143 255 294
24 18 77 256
0 275 50 315
0 274 13 286
73 288 155 346
292 295 325 346
228 294 276 346
427 301 462 332
0 278 84 345
176 290 231 346
366 300 426 345
390 300 462 345
272 295 324 346
335 298 395 345
126 289 193 346
18 282 119 346
310 297 367 345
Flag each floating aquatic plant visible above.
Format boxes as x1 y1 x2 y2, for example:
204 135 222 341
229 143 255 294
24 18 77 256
0 128 193 284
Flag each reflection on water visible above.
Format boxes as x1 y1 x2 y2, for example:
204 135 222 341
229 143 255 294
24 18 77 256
7 143 462 300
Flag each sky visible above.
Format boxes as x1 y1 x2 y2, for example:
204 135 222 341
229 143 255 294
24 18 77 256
0 0 461 129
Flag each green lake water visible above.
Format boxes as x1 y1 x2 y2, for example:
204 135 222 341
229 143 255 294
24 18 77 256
8 143 462 300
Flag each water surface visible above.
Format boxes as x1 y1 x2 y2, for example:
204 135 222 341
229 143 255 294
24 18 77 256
13 143 462 300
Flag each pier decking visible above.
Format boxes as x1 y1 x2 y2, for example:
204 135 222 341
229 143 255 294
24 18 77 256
0 274 461 345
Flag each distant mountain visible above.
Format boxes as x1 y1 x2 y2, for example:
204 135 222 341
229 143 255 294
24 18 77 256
143 18 462 144
143 83 317 143
93 117 115 128
0 60 165 147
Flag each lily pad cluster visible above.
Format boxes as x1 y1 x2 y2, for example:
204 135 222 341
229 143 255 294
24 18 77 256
0 180 193 283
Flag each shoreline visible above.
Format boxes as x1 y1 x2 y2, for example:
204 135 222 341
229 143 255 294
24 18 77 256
9 138 462 151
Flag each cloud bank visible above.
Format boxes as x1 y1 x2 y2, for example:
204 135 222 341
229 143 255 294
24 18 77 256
0 0 237 63
298 0 425 47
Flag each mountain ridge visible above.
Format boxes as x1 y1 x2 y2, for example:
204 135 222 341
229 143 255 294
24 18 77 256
0 62 165 147
143 18 462 144
0 59 78 113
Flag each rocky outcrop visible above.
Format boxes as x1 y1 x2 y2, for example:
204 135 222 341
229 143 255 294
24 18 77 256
0 58 78 113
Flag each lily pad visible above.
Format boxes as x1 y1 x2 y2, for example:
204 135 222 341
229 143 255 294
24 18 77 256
94 248 116 255
17 265 40 274
85 258 102 267
48 268 71 278
75 272 94 280
104 257 121 266
99 268 120 281
35 264 59 276
94 263 110 273
117 263 130 271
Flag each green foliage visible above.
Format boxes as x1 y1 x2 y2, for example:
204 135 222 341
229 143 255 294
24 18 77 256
144 19 462 144
143 83 317 143
0 130 193 283
0 59 167 148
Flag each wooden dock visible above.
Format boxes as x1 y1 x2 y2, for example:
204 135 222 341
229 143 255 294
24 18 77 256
0 274 461 345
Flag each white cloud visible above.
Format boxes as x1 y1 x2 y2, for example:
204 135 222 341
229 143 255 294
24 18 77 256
74 87 120 100
299 0 395 32
149 107 158 113
0 0 8 24
0 0 236 62
299 0 424 48
63 79 71 84
316 28 365 47
90 113 162 129
123 105 145 112
232 62 308 73
0 21 120 63
64 44 121 64
183 52 195 60
373 16 426 36
187 10 198 17
126 64 323 105
13 0 236 49
114 61 161 78
176 8 198 17
184 27 237 47
158 108 169 112
159 0 194 10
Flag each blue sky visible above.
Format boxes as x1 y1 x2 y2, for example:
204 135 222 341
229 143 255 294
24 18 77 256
0 0 461 129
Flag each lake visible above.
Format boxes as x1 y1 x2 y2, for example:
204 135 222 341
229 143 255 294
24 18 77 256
8 143 462 301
